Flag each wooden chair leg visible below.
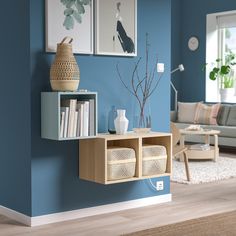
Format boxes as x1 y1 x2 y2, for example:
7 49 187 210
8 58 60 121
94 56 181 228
183 152 191 181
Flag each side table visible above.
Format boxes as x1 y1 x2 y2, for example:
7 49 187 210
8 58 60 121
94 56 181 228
179 129 220 162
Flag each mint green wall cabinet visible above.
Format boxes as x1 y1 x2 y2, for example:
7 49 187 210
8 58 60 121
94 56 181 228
41 92 97 140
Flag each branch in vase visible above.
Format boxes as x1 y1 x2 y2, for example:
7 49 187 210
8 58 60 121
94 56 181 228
131 58 142 95
147 57 159 93
116 63 135 96
147 73 164 99
116 63 143 110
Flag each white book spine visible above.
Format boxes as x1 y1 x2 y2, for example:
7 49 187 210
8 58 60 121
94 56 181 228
68 99 77 137
60 111 65 139
80 103 84 136
89 99 95 136
83 101 89 137
76 103 82 137
73 111 78 137
67 100 73 137
63 107 69 138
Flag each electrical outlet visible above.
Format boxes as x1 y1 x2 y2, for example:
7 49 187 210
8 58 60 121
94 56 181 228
157 63 165 73
156 181 164 191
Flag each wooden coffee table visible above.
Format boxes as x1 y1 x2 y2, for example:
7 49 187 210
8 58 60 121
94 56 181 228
179 129 220 162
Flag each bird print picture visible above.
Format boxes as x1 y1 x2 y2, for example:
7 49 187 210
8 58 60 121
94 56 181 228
95 0 137 56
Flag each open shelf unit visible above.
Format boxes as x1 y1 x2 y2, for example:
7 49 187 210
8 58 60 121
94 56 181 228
41 91 97 140
79 132 172 185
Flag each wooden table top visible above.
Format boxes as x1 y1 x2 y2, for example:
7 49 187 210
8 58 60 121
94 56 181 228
97 131 172 140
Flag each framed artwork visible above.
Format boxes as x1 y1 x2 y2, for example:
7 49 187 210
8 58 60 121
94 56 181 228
46 0 93 54
95 0 137 56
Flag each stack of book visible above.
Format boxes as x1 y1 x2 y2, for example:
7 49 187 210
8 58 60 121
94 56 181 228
59 99 95 138
189 144 210 151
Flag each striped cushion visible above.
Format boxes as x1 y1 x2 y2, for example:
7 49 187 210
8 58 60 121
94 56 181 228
194 103 221 125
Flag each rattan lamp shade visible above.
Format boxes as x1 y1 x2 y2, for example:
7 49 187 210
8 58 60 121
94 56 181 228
50 37 80 91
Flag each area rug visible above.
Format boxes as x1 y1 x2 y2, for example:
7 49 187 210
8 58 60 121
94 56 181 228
123 210 236 236
171 154 236 184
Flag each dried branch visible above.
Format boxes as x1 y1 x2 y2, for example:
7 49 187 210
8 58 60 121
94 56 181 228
144 33 149 99
116 63 135 96
147 73 164 99
147 57 159 92
116 33 164 128
131 58 142 94
116 63 143 110
135 72 145 96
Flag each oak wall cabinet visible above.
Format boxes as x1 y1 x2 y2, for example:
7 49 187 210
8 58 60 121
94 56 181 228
79 132 172 185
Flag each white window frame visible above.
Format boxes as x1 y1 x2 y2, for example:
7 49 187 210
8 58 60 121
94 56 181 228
206 10 236 103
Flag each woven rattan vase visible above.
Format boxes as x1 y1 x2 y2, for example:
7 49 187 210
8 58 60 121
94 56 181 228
50 37 80 91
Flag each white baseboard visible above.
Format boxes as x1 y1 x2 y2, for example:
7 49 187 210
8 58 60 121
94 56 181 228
0 205 31 226
0 194 172 227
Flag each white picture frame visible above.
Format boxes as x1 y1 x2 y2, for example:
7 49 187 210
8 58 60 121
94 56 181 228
95 0 137 57
46 0 93 54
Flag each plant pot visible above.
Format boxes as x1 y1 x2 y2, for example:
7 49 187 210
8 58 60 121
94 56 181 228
220 88 235 103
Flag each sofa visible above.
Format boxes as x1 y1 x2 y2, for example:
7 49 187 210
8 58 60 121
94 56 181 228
171 102 236 148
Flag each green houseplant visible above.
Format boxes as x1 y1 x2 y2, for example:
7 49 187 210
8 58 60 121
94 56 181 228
207 52 236 102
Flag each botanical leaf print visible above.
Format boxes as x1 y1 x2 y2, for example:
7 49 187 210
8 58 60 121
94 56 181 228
60 0 90 30
63 15 74 30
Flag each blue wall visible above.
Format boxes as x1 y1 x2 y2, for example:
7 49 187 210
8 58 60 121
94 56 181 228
0 0 31 215
175 0 236 102
30 0 172 217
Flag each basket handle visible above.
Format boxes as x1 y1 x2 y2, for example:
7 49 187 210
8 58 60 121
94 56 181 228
60 37 73 44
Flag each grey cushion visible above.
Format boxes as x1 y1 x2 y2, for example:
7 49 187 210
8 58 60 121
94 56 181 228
226 105 236 126
170 111 177 122
217 105 231 126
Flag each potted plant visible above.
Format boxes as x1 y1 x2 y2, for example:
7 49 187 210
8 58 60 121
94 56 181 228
207 52 236 102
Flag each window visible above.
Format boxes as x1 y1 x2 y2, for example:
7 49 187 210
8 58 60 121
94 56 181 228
206 11 236 103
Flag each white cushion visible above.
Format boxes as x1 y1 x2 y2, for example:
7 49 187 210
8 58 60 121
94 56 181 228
177 102 200 123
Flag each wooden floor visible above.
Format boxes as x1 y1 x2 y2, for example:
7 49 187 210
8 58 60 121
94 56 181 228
1 154 236 236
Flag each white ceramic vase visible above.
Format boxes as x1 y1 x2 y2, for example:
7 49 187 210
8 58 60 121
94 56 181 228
114 110 129 135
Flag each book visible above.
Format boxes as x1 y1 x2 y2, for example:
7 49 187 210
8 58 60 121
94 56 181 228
60 111 65 139
70 100 77 137
61 107 69 138
76 102 82 137
83 101 89 136
189 144 210 151
89 99 95 136
77 101 85 136
80 102 84 136
61 99 77 137
73 111 78 137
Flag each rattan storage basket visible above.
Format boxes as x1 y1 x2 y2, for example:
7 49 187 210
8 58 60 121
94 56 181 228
107 147 136 181
142 145 167 176
50 37 80 91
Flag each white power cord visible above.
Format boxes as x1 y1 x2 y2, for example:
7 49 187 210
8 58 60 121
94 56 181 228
148 178 158 191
